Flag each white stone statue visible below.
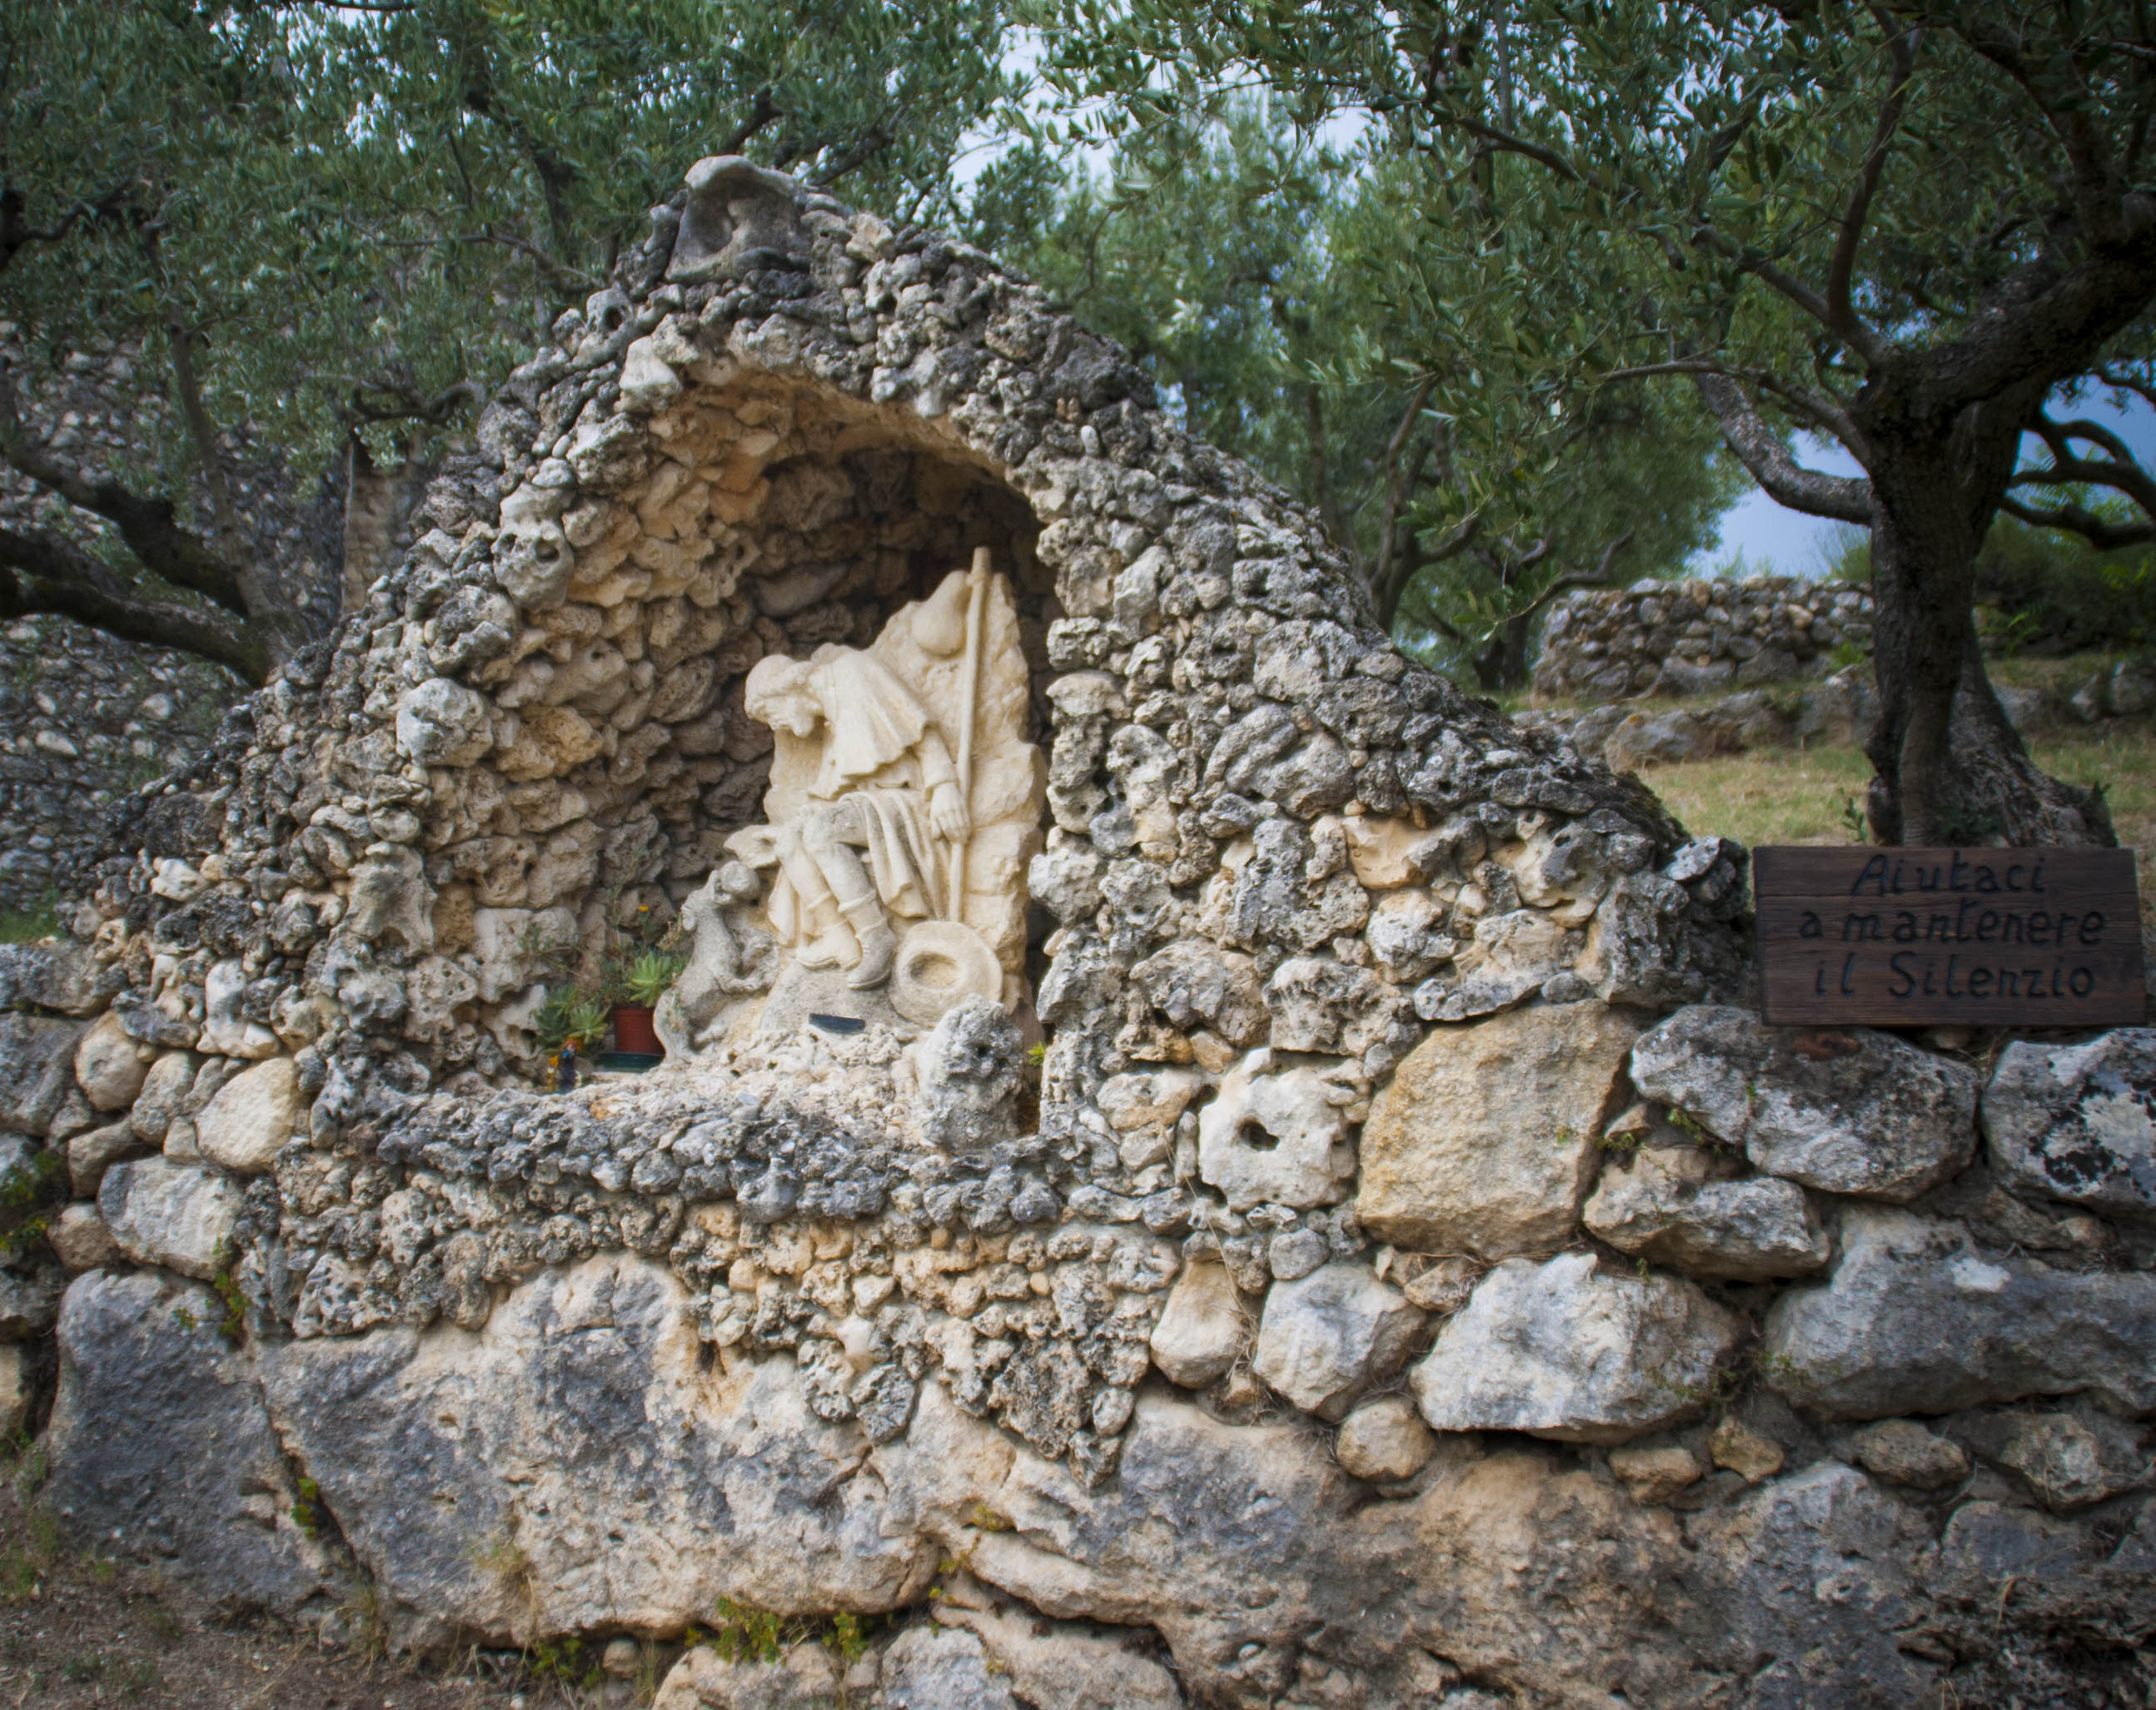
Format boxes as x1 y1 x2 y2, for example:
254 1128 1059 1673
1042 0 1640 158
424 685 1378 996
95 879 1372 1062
734 645 969 988
724 551 1044 1028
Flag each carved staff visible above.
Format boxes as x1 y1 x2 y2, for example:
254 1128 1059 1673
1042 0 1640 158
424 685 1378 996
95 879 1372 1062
947 546 990 920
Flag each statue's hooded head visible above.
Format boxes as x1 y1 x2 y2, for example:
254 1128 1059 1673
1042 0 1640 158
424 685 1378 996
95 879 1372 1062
744 654 820 738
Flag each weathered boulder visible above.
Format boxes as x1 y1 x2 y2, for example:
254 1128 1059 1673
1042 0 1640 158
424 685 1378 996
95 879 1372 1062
67 1118 147 1197
47 1202 124 1273
915 999 1023 1153
1685 1464 1939 1707
879 1623 1018 1710
1411 1252 1745 1444
1850 1419 1970 1490
196 1056 305 1176
1709 1417 1785 1484
0 1012 86 1136
654 1643 847 1710
1980 1029 2156 1222
1631 1006 1977 1200
127 1050 199 1144
1147 1260 1244 1389
929 1603 1186 1710
1962 1407 2154 1512
1607 1443 1705 1504
1601 709 1712 773
1252 1264 1421 1421
1582 1147 1830 1280
1357 1002 1641 1257
97 1158 241 1281
1334 1396 1436 1483
72 1011 151 1111
1762 1205 2156 1419
0 937 121 1017
261 1252 937 1649
45 1270 336 1613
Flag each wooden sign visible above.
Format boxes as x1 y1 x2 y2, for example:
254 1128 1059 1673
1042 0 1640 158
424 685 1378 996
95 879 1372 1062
1755 846 2148 1026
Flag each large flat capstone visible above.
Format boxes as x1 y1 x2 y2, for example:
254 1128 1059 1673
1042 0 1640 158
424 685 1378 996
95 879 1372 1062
1631 1005 1977 1200
1762 1205 2156 1419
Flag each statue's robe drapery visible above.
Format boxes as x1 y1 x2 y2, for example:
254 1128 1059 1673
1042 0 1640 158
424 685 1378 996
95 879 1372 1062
763 646 956 948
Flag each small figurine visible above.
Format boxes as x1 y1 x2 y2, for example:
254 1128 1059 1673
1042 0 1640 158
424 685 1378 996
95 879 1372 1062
556 1040 580 1092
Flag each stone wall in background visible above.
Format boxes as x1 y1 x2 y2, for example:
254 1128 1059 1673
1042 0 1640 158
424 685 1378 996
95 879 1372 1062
0 618 237 915
1535 574 1875 702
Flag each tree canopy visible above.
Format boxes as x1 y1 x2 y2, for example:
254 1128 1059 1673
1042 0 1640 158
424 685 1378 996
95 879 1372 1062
1038 0 2156 843
984 106 1740 684
0 0 1019 679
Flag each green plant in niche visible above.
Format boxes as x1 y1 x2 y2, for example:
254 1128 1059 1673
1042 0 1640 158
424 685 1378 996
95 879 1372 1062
534 985 607 1052
618 947 685 1007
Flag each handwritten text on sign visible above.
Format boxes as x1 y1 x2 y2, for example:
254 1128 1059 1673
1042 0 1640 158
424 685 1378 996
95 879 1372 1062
1754 846 2148 1026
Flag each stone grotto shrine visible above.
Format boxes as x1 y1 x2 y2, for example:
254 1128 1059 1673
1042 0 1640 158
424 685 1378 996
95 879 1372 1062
2 155 2154 1708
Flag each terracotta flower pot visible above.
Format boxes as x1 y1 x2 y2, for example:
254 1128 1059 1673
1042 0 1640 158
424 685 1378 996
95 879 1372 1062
610 1003 662 1056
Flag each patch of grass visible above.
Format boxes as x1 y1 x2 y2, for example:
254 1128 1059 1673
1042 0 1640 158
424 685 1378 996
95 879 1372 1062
1642 718 2156 944
341 1568 391 1664
0 897 59 946
1645 745 1878 848
2031 724 2156 940
525 1633 603 1689
0 1507 62 1602
694 1598 888 1674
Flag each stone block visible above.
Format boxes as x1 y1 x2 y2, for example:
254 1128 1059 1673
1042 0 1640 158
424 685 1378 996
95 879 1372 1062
1631 1005 1976 1200
1358 1002 1641 1257
1411 1252 1744 1444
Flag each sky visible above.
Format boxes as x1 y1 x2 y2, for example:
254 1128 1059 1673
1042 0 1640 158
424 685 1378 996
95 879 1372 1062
1702 390 2156 577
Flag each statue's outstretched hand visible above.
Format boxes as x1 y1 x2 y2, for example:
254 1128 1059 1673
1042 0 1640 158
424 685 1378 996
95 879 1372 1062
929 781 971 843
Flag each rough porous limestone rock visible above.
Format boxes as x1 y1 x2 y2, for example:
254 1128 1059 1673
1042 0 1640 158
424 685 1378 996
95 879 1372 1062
1357 1002 1642 1257
1631 1005 1978 1200
1195 1050 1355 1213
1981 1029 2156 1222
1334 1395 1437 1482
67 1119 147 1197
45 1270 336 1614
879 1624 1019 1710
1252 1264 1421 1422
262 1253 934 1650
654 1645 845 1710
1763 1205 2156 1419
1966 1407 2154 1512
96 1158 241 1281
1147 1260 1244 1389
1582 1146 1830 1280
1411 1252 1745 1444
194 1055 304 1176
1709 1417 1785 1484
1684 1463 1939 1707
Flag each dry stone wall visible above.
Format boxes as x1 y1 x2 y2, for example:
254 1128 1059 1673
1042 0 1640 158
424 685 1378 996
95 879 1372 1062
0 618 237 913
0 160 2149 1709
1536 574 1875 701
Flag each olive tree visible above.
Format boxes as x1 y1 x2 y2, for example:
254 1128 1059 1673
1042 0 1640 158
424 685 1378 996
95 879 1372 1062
1041 0 2156 844
0 0 1018 680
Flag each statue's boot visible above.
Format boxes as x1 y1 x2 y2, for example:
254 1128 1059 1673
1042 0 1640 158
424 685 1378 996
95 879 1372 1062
842 899 897 988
